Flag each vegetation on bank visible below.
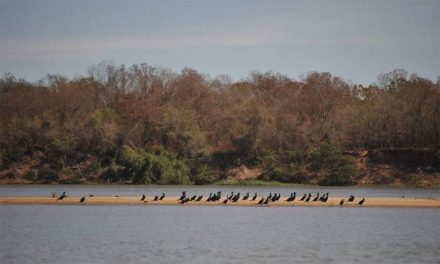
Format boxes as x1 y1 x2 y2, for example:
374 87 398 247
0 65 438 186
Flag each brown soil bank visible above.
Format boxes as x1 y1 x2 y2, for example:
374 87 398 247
1 196 439 208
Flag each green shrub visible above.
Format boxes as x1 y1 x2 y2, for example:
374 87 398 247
119 145 191 184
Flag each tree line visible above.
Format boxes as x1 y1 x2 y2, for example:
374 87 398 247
0 64 438 185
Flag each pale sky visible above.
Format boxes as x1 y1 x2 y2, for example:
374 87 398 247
1 0 439 85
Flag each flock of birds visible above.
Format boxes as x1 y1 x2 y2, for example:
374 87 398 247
55 190 365 206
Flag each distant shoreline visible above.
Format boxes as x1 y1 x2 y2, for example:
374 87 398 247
1 196 439 208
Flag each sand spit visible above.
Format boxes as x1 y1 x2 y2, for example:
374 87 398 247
1 196 439 208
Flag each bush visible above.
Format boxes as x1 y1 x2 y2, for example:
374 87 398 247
119 145 191 184
310 144 359 186
101 163 126 182
258 151 307 183
37 164 59 183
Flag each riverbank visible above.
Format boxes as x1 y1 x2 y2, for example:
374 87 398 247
1 196 439 208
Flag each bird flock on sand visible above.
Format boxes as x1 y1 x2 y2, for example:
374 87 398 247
55 190 366 206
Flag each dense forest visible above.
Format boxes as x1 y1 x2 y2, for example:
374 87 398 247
0 63 439 186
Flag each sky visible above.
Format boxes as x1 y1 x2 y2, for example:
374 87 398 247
1 0 439 85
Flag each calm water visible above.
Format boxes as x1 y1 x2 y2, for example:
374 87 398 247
1 186 439 264
0 184 439 198
1 205 439 264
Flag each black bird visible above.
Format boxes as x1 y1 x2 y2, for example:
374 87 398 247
305 193 312 202
287 192 296 202
267 193 272 200
227 192 234 200
190 195 197 201
340 199 345 206
213 192 221 202
358 197 365 205
312 193 320 202
115 195 119 198
300 194 306 201
196 195 203 201
223 198 228 204
89 194 95 197
140 194 146 201
154 195 159 201
257 197 264 205
58 192 66 200
264 197 270 205
180 197 190 204
251 192 258 201
271 193 279 202
232 193 240 202
80 196 85 203
179 191 187 201
159 193 165 200
242 192 250 200
348 195 355 202
321 193 329 202
206 193 213 202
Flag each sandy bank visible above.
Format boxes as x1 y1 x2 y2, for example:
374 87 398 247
0 196 439 208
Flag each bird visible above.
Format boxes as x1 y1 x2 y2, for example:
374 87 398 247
242 192 250 200
319 193 328 202
251 192 258 201
312 193 320 202
58 192 66 200
340 199 345 206
196 195 203 201
264 197 270 205
206 193 213 202
232 193 240 202
227 192 234 200
287 192 296 202
159 193 165 200
358 197 365 205
154 195 159 201
223 198 228 204
305 193 312 202
190 195 197 201
180 197 190 204
115 195 119 198
267 193 272 200
140 194 146 201
80 196 85 203
300 194 306 201
89 194 95 197
271 193 279 202
348 195 355 202
321 193 329 202
257 197 264 205
178 191 186 201
212 192 221 202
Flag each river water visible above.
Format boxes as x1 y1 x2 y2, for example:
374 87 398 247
1 185 439 264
